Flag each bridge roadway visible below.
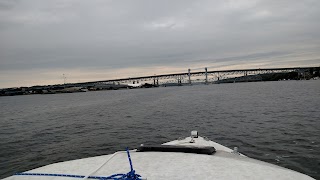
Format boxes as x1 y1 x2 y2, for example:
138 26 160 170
77 66 318 85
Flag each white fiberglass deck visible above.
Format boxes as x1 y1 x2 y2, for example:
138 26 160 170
3 136 315 180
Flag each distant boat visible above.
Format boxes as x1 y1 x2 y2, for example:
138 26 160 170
80 88 89 92
127 83 142 88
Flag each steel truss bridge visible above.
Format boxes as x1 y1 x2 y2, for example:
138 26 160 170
78 66 318 86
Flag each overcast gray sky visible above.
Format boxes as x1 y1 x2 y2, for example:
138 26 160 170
1 0 319 88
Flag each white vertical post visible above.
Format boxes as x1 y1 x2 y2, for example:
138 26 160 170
63 74 66 88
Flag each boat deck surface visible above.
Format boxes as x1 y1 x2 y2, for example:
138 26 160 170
3 136 315 180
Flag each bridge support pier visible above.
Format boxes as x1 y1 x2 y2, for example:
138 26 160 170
178 76 182 85
205 67 208 84
188 69 191 84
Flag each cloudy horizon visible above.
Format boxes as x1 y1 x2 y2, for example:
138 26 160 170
1 0 320 88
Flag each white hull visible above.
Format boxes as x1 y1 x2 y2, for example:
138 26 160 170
3 132 315 180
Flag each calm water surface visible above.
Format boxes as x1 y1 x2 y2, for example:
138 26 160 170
0 80 319 179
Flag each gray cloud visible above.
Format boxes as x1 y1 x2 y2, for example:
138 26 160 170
0 0 320 87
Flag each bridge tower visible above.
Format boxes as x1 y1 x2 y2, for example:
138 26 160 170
205 67 208 84
188 69 191 84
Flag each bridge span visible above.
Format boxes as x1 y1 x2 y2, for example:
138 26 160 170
78 66 319 86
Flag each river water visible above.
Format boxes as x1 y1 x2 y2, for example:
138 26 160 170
0 80 319 179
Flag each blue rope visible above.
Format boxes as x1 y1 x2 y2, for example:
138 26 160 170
14 148 141 180
121 148 141 180
14 172 115 179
